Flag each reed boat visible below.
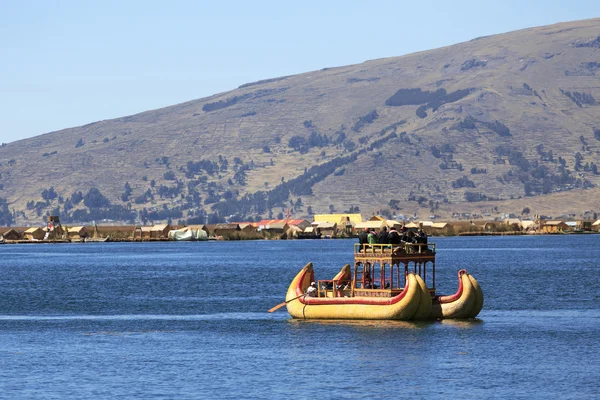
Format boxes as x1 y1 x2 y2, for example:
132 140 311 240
283 241 483 320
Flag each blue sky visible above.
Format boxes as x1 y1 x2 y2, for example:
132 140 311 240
1 0 598 143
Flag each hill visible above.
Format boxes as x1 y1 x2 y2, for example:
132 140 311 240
1 18 600 225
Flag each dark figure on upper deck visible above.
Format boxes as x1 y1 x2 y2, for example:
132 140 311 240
415 228 427 243
378 226 389 244
358 228 369 251
401 228 415 244
401 229 417 253
415 228 428 252
388 228 400 245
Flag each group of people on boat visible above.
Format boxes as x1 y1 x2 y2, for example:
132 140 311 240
357 226 427 252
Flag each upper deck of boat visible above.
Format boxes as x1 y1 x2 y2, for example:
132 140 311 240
353 242 436 264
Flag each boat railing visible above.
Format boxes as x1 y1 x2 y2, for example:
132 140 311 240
353 242 435 255
316 279 352 298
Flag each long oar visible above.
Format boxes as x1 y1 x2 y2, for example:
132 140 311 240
268 293 306 313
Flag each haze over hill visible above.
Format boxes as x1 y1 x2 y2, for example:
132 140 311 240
1 18 600 226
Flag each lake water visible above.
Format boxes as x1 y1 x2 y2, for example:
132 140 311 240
0 235 599 399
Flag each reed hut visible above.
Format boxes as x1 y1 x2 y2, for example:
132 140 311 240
67 226 89 240
137 226 152 239
24 227 45 241
504 218 522 230
2 229 21 241
312 221 336 237
404 222 420 229
212 223 240 237
354 220 384 232
313 213 362 225
150 224 171 239
541 221 568 234
287 219 312 230
238 223 258 234
261 222 289 236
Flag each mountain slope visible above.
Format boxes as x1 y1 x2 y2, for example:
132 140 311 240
1 18 600 224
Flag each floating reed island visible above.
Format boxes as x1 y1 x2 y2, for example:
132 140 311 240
1 215 597 244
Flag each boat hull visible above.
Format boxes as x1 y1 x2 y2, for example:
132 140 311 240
286 263 427 320
429 270 483 319
284 264 483 320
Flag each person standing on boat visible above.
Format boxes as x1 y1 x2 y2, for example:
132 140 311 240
358 228 369 251
378 226 389 244
401 229 416 253
307 282 318 297
367 230 378 245
388 227 400 245
388 227 400 254
415 228 428 252
400 227 413 244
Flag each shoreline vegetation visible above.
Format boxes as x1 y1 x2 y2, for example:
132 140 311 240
1 219 597 244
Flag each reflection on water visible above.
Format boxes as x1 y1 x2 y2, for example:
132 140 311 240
438 318 484 328
287 318 428 330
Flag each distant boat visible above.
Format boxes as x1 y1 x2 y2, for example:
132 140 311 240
84 224 110 242
84 236 110 243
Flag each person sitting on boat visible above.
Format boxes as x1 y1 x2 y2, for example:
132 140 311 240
307 282 318 297
358 228 369 251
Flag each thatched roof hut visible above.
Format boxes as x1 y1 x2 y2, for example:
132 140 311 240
24 227 45 241
150 224 171 238
2 228 21 241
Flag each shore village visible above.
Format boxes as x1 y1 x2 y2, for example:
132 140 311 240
1 213 599 243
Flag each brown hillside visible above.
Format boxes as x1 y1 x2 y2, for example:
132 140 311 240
1 18 600 224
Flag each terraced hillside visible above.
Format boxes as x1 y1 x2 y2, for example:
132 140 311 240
1 18 600 225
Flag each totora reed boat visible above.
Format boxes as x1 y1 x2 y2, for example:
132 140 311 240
281 241 483 320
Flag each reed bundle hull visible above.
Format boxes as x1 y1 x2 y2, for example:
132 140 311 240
285 263 483 320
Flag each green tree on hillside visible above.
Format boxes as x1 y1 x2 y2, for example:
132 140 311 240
83 188 110 209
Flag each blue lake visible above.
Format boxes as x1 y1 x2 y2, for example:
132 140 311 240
0 235 599 399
